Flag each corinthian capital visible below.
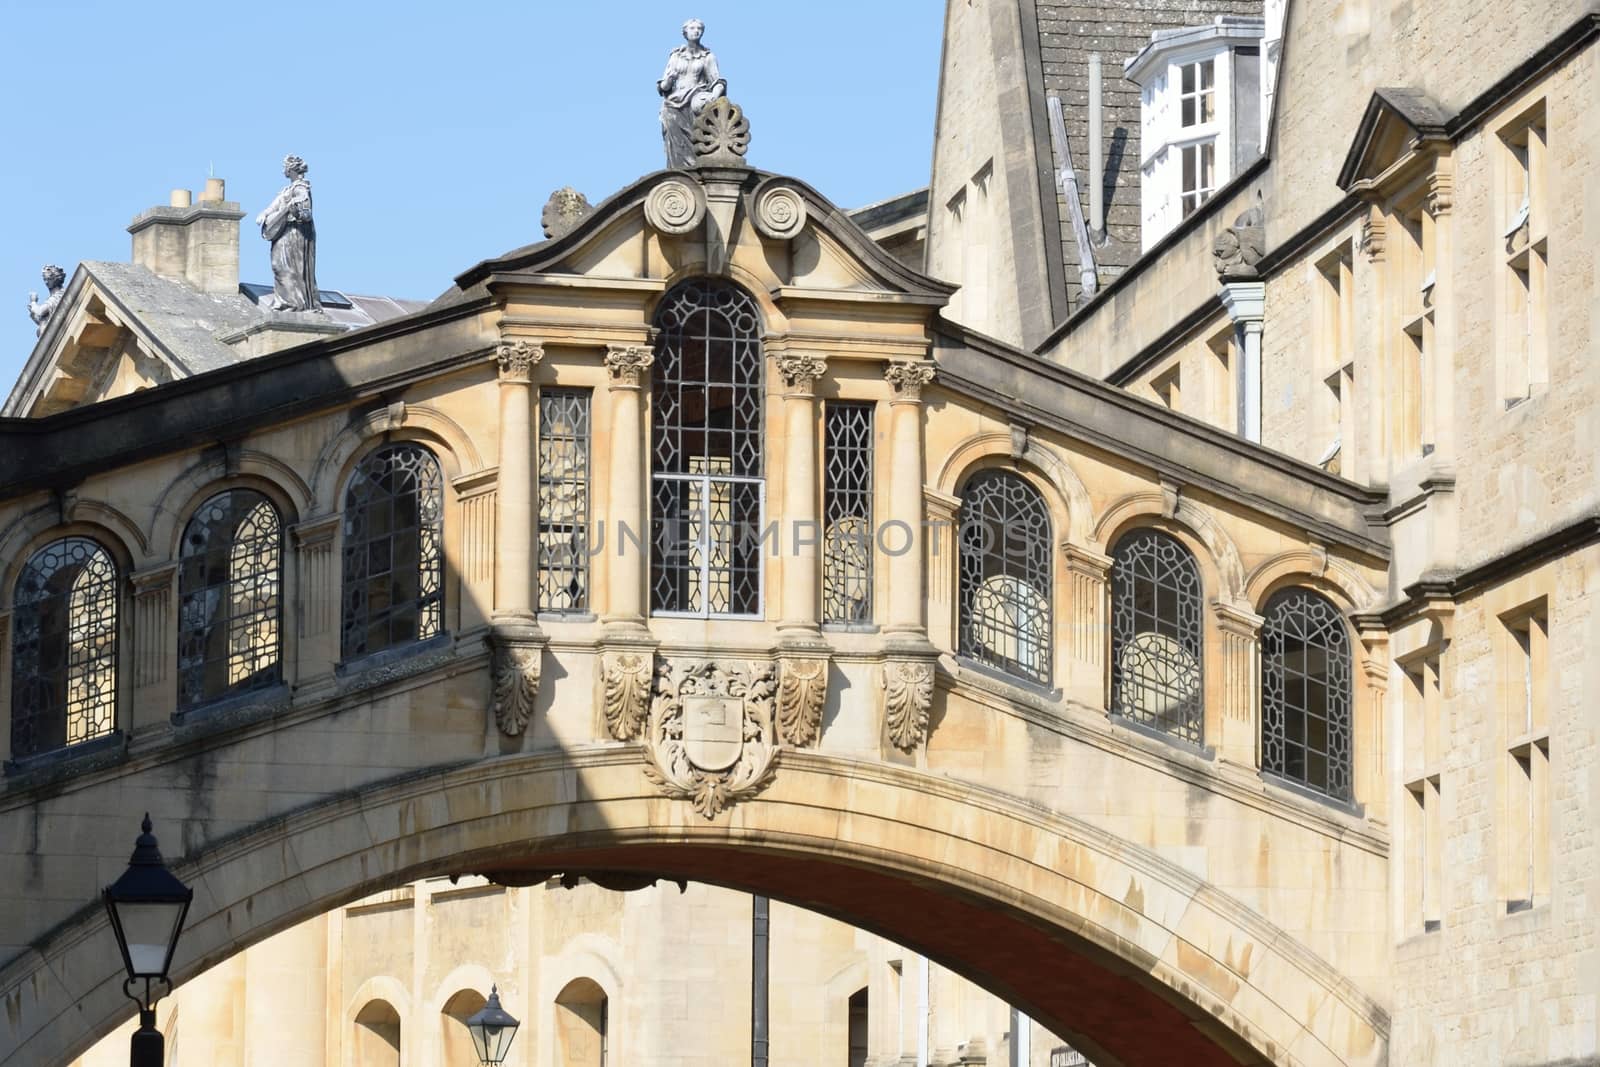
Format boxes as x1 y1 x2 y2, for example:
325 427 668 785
605 344 655 387
496 339 545 382
776 353 828 391
883 359 936 401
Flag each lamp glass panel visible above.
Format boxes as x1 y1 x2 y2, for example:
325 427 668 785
115 901 183 976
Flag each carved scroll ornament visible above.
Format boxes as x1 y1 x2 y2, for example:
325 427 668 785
602 651 654 741
491 642 542 736
776 656 827 748
643 658 778 818
883 658 934 751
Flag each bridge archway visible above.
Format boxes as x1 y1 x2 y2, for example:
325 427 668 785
5 750 1386 1067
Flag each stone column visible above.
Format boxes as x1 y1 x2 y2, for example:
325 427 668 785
1062 545 1112 709
129 563 177 739
0 611 11 763
1213 602 1264 768
290 514 340 684
773 354 830 748
882 360 936 639
880 360 938 756
486 339 546 739
1220 282 1266 443
599 343 657 742
1358 632 1391 825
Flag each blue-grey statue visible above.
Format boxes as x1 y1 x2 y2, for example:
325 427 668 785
27 264 66 337
256 155 321 312
658 19 726 169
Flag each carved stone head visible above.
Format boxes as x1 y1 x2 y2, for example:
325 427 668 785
541 187 595 240
681 18 705 43
40 265 65 292
282 155 308 180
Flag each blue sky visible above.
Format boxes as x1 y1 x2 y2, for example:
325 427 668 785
0 1 943 390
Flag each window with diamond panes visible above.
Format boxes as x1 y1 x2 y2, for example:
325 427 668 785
957 471 1052 685
538 390 592 613
1260 587 1353 799
341 444 444 659
650 279 765 617
1111 529 1204 743
177 490 282 709
10 537 118 759
823 401 874 624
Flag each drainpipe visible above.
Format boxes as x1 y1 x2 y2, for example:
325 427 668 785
752 895 769 1067
1088 54 1104 239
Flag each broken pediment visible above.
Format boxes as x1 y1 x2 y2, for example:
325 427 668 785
1337 88 1456 198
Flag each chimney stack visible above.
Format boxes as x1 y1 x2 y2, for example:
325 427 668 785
129 176 244 295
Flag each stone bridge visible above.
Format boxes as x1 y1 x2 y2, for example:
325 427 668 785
0 161 1394 1066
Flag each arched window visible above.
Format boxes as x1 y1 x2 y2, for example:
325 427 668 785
555 977 608 1066
1111 529 1204 744
353 999 401 1067
1260 587 1353 799
10 537 118 759
649 279 764 617
441 989 488 1067
177 490 282 709
957 470 1052 685
341 444 444 660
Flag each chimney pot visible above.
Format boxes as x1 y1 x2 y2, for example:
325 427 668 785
201 177 226 204
170 189 192 208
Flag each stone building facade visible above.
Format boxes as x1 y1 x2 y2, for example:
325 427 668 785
4 3 1598 1067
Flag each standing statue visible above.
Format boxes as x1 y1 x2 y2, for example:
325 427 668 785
255 155 322 312
658 19 726 169
26 264 66 337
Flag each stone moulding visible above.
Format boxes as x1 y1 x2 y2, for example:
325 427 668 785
488 635 543 736
751 177 808 241
643 657 778 818
643 177 706 235
775 655 828 748
601 650 654 741
882 657 934 751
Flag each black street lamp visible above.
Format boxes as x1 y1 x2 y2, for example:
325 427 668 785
102 814 192 1067
465 985 521 1065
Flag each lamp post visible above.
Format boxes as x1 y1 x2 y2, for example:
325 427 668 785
102 814 192 1067
465 985 521 1065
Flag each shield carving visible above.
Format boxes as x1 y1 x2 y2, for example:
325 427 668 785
683 695 744 771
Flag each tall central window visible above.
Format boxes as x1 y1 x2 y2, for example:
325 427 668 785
650 279 765 617
957 470 1052 685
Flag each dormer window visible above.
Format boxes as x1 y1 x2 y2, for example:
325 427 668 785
1125 17 1265 248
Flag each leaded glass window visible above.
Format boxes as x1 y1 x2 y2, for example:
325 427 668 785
10 537 118 758
538 389 591 613
1261 587 1353 799
341 444 444 659
1111 530 1204 743
178 490 282 709
649 279 765 617
957 471 1052 685
823 401 874 624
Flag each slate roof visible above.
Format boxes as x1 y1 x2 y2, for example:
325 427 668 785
83 261 261 374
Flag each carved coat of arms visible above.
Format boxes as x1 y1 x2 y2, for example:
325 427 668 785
643 659 778 818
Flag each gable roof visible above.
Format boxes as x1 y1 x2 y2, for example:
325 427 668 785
1336 88 1455 193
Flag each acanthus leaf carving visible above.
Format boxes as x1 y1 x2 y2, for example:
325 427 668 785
490 641 542 736
883 359 936 401
605 343 655 386
642 658 778 818
692 97 750 166
776 352 827 390
496 339 545 382
883 658 934 752
602 651 654 741
776 656 828 748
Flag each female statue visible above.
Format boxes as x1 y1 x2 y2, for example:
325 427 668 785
255 155 321 312
657 18 726 169
26 264 66 337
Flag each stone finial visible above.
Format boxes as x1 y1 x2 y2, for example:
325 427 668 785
541 187 594 240
27 264 66 337
1212 203 1265 281
692 98 750 167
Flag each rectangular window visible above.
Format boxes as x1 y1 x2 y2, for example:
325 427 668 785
1151 363 1182 412
1394 207 1432 458
1501 105 1548 406
823 402 874 624
1501 604 1550 912
1315 245 1355 476
1180 142 1216 217
1179 59 1215 128
537 389 591 613
1401 652 1443 934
